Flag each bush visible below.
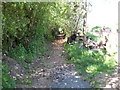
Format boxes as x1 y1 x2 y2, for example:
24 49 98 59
2 2 69 64
9 44 26 62
65 43 116 79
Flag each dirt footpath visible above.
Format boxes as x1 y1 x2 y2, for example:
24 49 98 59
16 39 90 88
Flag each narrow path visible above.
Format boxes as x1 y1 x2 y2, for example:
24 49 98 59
16 39 90 88
48 39 90 88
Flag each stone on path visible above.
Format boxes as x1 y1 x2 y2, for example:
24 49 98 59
50 64 90 88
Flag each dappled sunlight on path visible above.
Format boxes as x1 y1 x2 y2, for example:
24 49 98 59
16 38 90 88
16 33 119 88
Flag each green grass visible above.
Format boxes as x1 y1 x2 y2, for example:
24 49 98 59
65 43 116 87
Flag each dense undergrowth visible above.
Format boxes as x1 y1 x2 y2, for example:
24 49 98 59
65 43 116 87
2 2 87 88
2 1 111 88
2 2 70 88
2 2 52 88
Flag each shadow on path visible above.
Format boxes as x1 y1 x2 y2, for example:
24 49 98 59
16 39 90 88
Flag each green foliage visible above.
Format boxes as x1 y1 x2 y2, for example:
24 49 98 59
2 2 91 87
2 63 16 88
91 26 111 32
2 2 69 62
65 43 116 82
9 44 26 62
91 26 102 32
86 32 99 42
2 2 88 58
104 26 111 30
2 2 71 57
